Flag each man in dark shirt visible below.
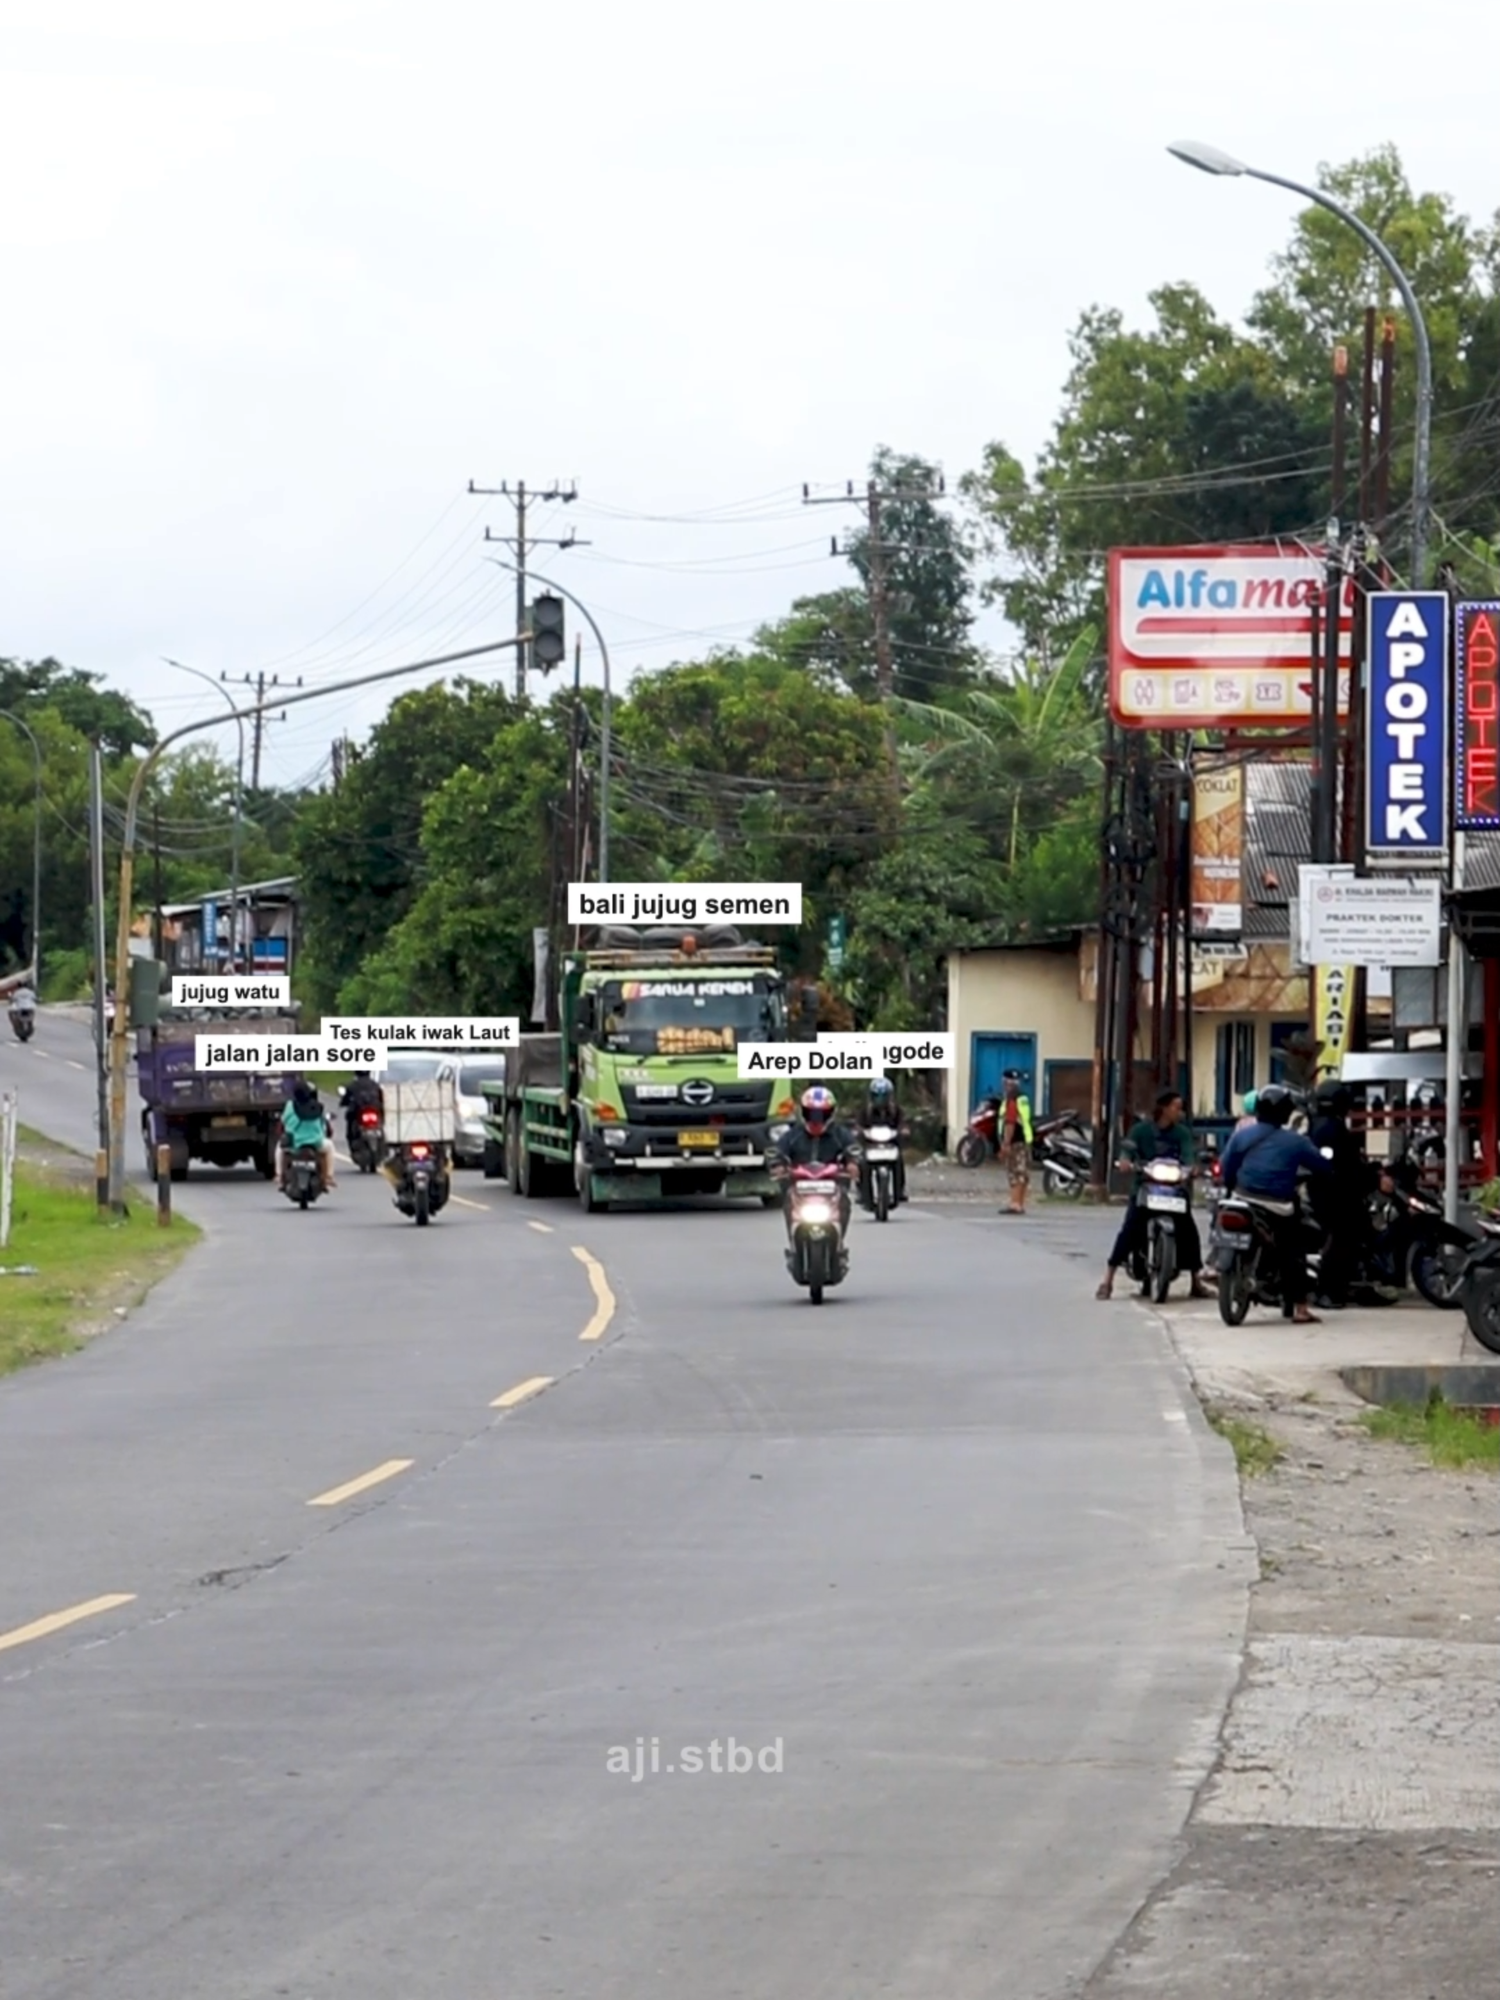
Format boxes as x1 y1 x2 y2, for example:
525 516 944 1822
1218 1084 1331 1323
770 1086 861 1239
1096 1089 1208 1300
1307 1080 1370 1309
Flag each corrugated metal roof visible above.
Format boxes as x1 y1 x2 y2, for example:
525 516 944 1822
1458 831 1500 894
1243 760 1312 937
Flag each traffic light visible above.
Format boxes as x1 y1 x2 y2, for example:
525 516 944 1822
530 594 566 673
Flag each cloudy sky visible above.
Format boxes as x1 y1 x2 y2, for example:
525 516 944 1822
2 0 1494 783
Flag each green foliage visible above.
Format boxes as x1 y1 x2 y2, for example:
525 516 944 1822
1360 1393 1500 1471
1 655 155 757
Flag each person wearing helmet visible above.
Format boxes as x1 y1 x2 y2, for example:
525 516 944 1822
854 1074 907 1210
1234 1088 1259 1131
995 1069 1034 1216
1308 1078 1371 1309
278 1076 336 1193
769 1086 860 1238
1218 1083 1330 1322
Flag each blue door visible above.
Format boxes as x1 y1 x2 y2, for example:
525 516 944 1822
970 1032 1038 1111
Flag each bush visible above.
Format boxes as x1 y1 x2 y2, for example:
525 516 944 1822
39 946 94 1003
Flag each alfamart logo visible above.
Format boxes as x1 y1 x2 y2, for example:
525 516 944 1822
1133 566 1354 614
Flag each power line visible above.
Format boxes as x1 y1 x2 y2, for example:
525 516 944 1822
469 478 588 696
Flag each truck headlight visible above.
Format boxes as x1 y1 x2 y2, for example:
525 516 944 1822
603 1129 628 1148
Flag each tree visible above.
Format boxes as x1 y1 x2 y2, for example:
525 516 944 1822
291 678 525 1008
0 656 155 757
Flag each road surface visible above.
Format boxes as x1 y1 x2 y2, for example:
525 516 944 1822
1 1010 1248 1998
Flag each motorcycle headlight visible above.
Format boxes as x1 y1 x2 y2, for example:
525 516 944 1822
798 1199 835 1224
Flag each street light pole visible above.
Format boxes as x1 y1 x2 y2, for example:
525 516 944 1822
0 709 43 992
1169 141 1463 1219
1166 142 1433 586
484 559 614 883
106 635 526 1210
165 659 246 969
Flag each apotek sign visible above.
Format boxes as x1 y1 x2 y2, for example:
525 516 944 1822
1454 601 1500 831
1109 545 1352 729
1364 592 1449 863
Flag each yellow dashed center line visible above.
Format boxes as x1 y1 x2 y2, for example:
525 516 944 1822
491 1374 554 1409
307 1458 414 1508
0 1593 137 1655
570 1245 616 1342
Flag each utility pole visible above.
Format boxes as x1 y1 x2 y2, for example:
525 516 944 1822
225 670 296 790
89 741 110 1211
469 479 588 698
802 471 946 703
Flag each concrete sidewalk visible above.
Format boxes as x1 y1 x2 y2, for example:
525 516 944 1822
1158 1295 1493 1405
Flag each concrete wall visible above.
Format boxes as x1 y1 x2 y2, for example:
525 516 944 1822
946 948 1098 1138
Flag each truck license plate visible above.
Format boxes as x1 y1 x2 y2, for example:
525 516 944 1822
1146 1193 1186 1213
677 1131 720 1148
211 1116 247 1127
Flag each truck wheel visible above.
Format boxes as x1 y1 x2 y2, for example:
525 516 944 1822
517 1131 539 1199
507 1114 525 1197
482 1137 506 1181
168 1134 191 1184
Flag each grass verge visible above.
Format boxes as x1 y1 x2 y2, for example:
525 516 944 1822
1206 1407 1285 1478
0 1163 200 1375
1359 1394 1500 1471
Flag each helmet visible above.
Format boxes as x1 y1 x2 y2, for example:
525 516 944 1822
1002 1069 1024 1086
1241 1089 1257 1117
1313 1078 1351 1118
1254 1083 1294 1127
870 1077 894 1101
800 1085 836 1135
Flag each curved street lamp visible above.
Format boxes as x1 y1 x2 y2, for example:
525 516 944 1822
0 708 43 991
1167 140 1433 585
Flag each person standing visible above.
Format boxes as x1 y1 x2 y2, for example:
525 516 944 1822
1308 1080 1370 1310
995 1069 1034 1217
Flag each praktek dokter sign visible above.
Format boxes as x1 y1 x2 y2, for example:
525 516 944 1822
1364 591 1449 863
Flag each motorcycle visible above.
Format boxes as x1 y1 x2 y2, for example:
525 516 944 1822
1460 1220 1500 1354
1365 1162 1480 1309
282 1142 325 1211
861 1123 901 1221
8 1005 34 1043
1211 1190 1324 1326
1134 1158 1191 1303
955 1096 999 1169
347 1105 387 1174
783 1162 851 1304
1035 1113 1091 1199
386 1139 450 1226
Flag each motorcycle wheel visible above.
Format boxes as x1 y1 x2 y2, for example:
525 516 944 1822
297 1185 310 1211
1218 1263 1251 1327
874 1171 890 1223
1461 1271 1500 1354
414 1181 430 1226
1042 1164 1084 1201
1150 1224 1176 1303
955 1133 987 1169
1411 1242 1467 1310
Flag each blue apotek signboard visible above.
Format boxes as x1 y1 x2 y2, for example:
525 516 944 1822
1364 591 1449 862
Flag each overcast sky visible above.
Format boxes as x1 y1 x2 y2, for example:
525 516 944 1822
2 0 1495 783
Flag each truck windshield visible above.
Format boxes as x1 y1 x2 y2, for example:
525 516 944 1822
595 977 779 1056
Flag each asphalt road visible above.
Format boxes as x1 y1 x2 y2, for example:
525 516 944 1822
1 1011 1250 1998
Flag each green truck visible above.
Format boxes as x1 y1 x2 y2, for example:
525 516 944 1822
484 924 812 1212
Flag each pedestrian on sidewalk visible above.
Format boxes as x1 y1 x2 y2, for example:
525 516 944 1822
995 1069 1033 1216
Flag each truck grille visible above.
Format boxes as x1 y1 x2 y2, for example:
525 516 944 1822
619 1080 774 1126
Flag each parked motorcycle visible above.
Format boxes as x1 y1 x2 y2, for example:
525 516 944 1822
1134 1158 1191 1302
783 1162 851 1304
1366 1162 1480 1309
347 1105 387 1174
955 1096 999 1168
387 1139 450 1226
862 1123 901 1221
282 1143 325 1212
1458 1219 1500 1353
1035 1113 1092 1199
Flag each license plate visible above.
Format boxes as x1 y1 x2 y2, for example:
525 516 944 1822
1146 1193 1187 1213
211 1116 247 1127
677 1131 720 1148
863 1147 898 1162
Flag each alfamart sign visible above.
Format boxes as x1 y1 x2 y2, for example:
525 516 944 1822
1109 545 1353 729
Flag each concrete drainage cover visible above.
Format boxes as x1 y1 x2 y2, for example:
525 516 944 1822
1200 1634 1500 1831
